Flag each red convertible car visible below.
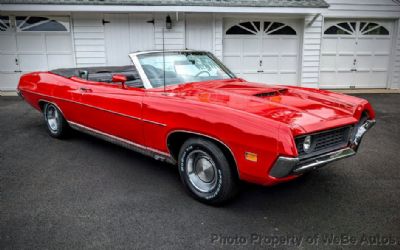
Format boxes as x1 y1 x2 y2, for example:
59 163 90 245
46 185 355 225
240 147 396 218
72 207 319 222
18 50 375 204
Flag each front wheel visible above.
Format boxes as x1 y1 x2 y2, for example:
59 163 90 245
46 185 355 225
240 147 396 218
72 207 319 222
178 138 238 205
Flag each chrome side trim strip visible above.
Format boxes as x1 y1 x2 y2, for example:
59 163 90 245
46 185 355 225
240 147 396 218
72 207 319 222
68 121 175 164
23 89 166 126
142 119 167 127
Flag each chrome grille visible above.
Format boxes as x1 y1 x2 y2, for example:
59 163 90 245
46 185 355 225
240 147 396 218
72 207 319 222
296 126 352 159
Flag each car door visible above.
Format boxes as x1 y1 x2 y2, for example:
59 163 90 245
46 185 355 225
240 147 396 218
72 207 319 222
76 80 145 146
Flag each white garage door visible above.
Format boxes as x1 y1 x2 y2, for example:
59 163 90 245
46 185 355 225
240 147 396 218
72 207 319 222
321 20 393 88
0 16 74 91
185 14 214 52
104 14 155 66
223 19 301 85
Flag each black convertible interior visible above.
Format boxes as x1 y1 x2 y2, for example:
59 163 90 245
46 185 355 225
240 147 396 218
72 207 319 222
50 65 144 88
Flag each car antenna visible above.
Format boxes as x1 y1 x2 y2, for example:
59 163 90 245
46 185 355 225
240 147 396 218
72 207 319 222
162 26 166 93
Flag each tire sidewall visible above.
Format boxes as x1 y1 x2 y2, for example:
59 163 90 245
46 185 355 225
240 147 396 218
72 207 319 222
44 103 63 137
178 140 230 203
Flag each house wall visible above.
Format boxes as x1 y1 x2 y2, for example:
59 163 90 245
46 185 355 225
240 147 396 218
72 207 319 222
301 14 323 88
154 13 186 51
72 13 106 67
67 2 400 89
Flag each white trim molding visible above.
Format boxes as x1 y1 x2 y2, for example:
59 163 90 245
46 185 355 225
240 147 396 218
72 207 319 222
0 4 326 14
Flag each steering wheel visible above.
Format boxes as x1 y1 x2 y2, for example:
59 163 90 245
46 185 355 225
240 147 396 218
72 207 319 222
195 71 211 77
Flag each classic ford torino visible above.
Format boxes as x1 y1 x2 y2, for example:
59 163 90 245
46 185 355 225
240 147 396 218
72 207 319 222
17 50 375 204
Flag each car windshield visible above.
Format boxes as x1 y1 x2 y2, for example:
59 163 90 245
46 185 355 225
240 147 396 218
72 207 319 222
137 51 235 88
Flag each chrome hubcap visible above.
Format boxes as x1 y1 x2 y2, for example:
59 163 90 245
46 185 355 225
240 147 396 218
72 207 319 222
186 150 218 193
46 106 59 132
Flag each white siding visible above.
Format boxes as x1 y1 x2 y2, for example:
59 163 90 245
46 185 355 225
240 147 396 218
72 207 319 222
214 15 223 60
72 13 106 67
392 19 400 89
154 13 185 50
301 14 323 88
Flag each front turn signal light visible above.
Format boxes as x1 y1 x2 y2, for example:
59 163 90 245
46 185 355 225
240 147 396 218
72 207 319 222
245 152 258 162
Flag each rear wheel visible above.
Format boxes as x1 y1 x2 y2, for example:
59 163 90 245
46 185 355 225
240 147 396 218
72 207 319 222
43 103 69 138
178 138 238 205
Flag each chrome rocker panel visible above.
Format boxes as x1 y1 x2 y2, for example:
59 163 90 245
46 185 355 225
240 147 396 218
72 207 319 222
68 121 176 165
270 119 376 178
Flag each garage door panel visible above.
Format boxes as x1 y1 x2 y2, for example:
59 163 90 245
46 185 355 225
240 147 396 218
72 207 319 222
321 20 393 88
45 34 73 52
48 54 74 69
354 72 372 87
336 55 354 70
320 72 337 86
19 54 47 71
243 39 260 53
357 39 391 54
129 14 155 52
356 55 373 70
224 19 300 85
0 34 17 52
261 56 278 71
260 73 279 84
1 15 74 91
321 38 337 53
243 73 260 83
0 54 18 71
262 38 297 54
243 56 260 71
336 72 354 86
372 55 390 70
337 38 356 53
16 34 45 52
280 39 298 54
280 73 297 85
321 55 336 70
280 56 297 71
368 72 387 88
0 73 21 91
223 56 242 72
224 38 241 55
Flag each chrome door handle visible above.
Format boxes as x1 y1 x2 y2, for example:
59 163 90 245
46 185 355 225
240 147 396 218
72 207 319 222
79 87 92 92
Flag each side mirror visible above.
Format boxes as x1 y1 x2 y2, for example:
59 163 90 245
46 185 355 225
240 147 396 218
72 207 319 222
112 74 127 88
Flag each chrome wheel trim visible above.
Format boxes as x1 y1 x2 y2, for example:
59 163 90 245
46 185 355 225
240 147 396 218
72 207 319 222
186 149 218 193
46 105 59 132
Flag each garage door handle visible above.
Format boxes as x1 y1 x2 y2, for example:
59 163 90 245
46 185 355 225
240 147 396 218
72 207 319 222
257 70 264 73
351 69 357 72
14 70 22 73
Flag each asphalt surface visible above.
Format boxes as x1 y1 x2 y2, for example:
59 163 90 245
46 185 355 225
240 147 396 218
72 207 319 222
1 94 399 249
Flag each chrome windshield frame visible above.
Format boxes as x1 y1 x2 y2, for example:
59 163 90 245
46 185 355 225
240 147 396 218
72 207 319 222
128 50 236 90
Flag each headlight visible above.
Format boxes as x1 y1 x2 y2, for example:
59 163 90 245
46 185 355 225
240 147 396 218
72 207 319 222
303 135 312 153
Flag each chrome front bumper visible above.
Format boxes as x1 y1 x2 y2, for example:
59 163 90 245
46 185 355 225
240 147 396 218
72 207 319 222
269 119 376 178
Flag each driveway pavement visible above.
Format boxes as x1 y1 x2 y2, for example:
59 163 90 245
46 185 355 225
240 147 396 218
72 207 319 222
1 94 399 249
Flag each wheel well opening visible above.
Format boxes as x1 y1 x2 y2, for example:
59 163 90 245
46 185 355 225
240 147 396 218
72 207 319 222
167 132 239 179
38 100 48 112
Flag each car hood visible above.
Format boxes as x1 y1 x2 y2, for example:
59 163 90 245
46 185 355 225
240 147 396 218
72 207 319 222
166 79 363 134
